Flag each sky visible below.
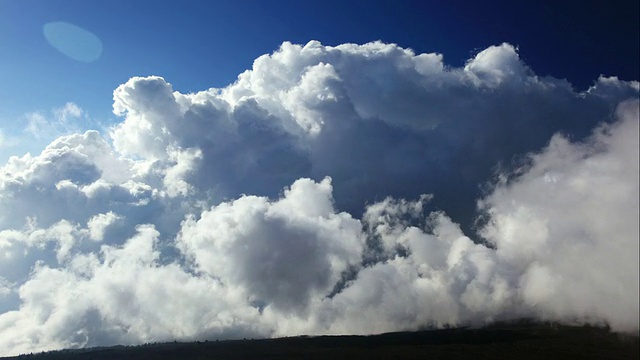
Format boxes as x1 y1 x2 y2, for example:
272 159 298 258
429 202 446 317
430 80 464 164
0 0 638 356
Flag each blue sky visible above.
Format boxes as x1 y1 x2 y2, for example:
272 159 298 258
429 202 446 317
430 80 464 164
1 1 638 147
0 1 638 355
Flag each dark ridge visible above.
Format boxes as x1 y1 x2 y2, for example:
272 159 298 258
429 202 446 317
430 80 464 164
4 321 638 360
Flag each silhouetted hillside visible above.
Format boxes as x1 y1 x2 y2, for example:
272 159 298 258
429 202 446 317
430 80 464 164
4 321 638 360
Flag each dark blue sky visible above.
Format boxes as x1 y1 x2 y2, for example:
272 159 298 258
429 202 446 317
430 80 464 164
0 0 638 161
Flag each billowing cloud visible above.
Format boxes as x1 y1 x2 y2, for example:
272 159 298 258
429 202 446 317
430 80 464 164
0 41 637 356
478 100 639 330
177 177 364 314
109 41 638 229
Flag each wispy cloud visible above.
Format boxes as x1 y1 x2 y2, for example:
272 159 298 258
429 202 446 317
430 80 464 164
24 102 86 139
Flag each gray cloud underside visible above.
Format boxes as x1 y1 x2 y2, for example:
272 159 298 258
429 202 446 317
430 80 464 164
0 41 638 356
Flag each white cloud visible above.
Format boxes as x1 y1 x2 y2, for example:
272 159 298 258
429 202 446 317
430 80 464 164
177 177 364 314
478 100 640 330
25 102 86 140
464 43 529 87
107 41 638 227
87 212 121 241
0 42 637 356
54 102 83 123
163 147 202 197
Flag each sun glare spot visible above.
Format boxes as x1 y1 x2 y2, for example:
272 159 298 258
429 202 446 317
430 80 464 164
43 21 103 63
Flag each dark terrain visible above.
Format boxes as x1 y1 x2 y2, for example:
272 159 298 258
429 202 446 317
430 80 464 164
4 322 638 359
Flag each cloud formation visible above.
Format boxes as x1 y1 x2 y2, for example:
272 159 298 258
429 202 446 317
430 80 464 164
109 41 638 228
0 41 637 356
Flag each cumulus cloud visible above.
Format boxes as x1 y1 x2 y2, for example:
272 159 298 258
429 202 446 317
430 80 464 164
177 177 364 314
87 212 122 241
109 41 638 230
0 41 637 356
478 100 639 330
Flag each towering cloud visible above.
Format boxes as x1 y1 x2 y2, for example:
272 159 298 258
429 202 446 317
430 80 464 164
0 41 637 356
109 41 638 228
